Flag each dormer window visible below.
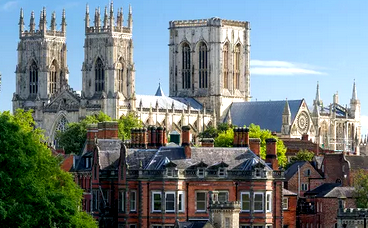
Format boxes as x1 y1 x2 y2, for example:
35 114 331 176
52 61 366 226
166 168 174 177
255 168 262 178
197 168 205 178
218 168 226 177
86 157 90 168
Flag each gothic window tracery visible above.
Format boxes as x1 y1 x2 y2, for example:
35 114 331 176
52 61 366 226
234 44 241 90
117 62 124 93
198 42 208 89
223 43 229 89
56 116 68 132
49 62 57 94
95 58 105 92
29 61 38 95
182 43 191 89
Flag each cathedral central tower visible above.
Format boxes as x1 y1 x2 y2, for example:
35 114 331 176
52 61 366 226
82 2 135 119
168 18 251 121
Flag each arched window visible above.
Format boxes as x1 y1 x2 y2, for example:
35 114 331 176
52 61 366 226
95 58 105 92
198 42 208 89
223 43 229 89
117 62 124 93
182 43 191 89
29 61 38 95
234 44 241 90
54 116 68 148
49 62 57 94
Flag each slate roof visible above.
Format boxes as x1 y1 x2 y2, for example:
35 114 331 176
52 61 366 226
136 95 202 111
345 156 368 170
126 149 158 169
282 138 318 154
283 188 297 196
304 183 341 197
284 161 307 180
144 146 272 171
97 139 122 170
224 100 304 132
313 156 324 170
324 187 355 198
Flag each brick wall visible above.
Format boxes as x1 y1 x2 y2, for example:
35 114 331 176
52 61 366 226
283 195 297 228
323 153 350 186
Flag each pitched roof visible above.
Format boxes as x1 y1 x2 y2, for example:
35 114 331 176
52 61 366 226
282 138 318 154
224 100 303 132
136 94 202 111
283 188 297 196
284 161 307 180
304 183 341 197
155 83 165 96
97 139 121 170
345 156 368 170
324 187 355 198
144 146 272 171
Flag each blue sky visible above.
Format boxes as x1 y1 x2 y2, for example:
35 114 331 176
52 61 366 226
1 0 368 133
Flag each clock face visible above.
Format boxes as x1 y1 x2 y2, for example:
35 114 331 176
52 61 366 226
297 111 310 134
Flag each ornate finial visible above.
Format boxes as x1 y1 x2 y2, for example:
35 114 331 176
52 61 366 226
103 5 108 29
19 8 24 35
129 4 132 14
110 0 114 14
30 10 35 32
352 79 358 101
51 11 56 31
61 9 66 33
86 3 89 14
20 8 24 19
85 4 90 29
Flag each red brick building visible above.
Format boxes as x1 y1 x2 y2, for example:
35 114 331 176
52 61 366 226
299 184 356 228
284 161 324 197
282 189 297 228
72 122 286 227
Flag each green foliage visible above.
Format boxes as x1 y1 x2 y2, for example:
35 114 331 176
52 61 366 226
290 150 315 163
117 112 143 140
214 128 234 147
0 110 97 227
353 169 368 208
198 126 219 139
247 123 287 167
56 111 142 154
56 111 112 154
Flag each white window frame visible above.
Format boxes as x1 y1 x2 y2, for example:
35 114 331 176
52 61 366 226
218 167 226 177
152 191 162 212
266 192 272 212
120 191 125 212
301 183 309 191
253 226 264 228
241 192 250 212
166 168 174 177
130 190 137 212
129 225 137 228
282 197 288 210
197 168 205 178
253 192 264 212
195 191 207 212
240 226 251 228
86 157 90 168
165 192 175 212
178 191 185 212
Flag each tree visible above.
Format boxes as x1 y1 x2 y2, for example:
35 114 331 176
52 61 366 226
56 111 112 154
290 150 315 163
214 128 234 147
117 112 143 140
353 169 368 208
0 110 97 227
198 126 219 139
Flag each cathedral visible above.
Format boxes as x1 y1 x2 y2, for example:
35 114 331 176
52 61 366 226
12 3 361 153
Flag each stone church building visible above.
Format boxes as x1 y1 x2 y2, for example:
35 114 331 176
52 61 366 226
12 3 361 153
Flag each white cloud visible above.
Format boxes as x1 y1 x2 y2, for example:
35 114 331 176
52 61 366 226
2 1 17 11
360 115 368 135
250 60 325 76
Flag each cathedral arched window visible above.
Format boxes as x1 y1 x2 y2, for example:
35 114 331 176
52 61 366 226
234 43 241 90
95 58 105 92
223 43 229 89
49 62 57 94
117 62 124 93
198 42 208 89
182 43 191 89
54 116 68 148
29 61 38 95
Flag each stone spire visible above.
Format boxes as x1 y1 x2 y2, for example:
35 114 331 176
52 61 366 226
281 99 291 135
226 108 232 125
103 6 108 29
39 7 47 33
155 83 165 96
128 4 133 31
94 7 101 31
312 82 321 117
351 79 358 102
85 4 90 30
29 11 35 32
19 8 24 35
50 11 56 32
61 9 66 34
109 1 114 32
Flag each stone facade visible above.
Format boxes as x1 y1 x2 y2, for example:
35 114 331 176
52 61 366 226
168 18 251 121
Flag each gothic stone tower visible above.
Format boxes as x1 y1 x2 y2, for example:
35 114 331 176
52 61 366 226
168 18 251 121
82 3 135 119
13 8 68 125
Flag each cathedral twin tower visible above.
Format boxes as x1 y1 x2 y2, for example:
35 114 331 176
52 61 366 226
13 3 251 144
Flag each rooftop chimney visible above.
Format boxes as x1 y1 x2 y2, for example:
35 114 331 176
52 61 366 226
249 138 261 156
86 123 98 152
97 121 118 139
265 138 278 170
